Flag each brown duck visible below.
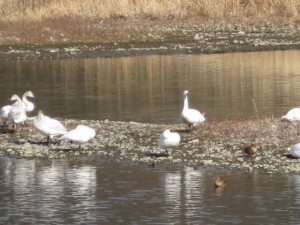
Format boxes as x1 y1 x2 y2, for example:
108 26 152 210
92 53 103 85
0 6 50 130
244 144 257 157
214 176 227 187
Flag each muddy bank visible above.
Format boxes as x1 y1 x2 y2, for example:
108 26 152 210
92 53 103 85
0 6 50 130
1 21 300 61
1 117 299 174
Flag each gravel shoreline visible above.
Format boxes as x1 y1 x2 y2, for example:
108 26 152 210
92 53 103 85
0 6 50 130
1 21 300 60
2 20 300 174
1 117 299 174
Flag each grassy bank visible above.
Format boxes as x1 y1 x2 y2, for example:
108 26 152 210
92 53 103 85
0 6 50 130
1 0 300 22
0 0 300 51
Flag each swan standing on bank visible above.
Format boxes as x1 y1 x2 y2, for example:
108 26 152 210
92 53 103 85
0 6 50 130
158 129 180 148
180 90 205 130
287 143 300 158
281 107 300 122
33 110 67 145
20 91 35 113
0 91 35 125
7 94 27 130
60 125 96 149
0 104 12 125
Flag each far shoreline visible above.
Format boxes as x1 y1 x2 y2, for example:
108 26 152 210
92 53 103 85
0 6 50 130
1 19 300 61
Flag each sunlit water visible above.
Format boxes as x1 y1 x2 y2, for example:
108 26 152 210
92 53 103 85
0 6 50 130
1 50 300 224
1 50 300 122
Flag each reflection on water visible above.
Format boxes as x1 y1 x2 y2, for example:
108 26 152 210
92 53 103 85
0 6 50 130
1 158 300 224
1 50 300 122
1 51 300 223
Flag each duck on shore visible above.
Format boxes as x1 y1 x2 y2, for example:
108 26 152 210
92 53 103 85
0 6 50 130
244 144 257 157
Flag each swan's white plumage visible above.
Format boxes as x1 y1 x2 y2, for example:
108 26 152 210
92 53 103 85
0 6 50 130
60 125 96 147
0 105 12 124
34 110 67 144
288 143 300 158
180 90 205 129
21 91 35 112
281 107 300 122
1 91 35 125
7 94 27 126
158 129 180 148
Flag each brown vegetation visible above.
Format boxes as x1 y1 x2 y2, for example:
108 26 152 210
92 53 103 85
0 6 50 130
0 0 300 46
0 0 300 21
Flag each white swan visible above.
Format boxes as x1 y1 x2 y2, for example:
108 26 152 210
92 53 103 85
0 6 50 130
0 105 12 125
0 91 34 125
180 90 205 130
158 129 180 148
7 94 27 130
33 110 67 145
21 91 35 112
60 125 96 149
287 143 300 158
281 107 300 122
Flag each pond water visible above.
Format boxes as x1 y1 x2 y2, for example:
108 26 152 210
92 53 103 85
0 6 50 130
1 50 300 123
1 50 300 224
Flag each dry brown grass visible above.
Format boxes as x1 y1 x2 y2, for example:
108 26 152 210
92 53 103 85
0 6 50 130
0 0 300 22
0 0 300 45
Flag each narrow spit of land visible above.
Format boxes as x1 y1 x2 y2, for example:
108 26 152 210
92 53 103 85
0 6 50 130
0 117 299 174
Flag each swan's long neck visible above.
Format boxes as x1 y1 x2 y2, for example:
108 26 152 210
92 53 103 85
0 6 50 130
22 94 30 106
13 95 23 106
183 95 189 109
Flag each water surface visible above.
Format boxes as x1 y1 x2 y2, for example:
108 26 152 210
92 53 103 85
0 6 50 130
1 50 300 122
0 158 299 224
1 50 300 224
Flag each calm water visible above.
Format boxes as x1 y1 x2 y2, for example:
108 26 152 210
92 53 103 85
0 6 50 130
1 50 300 122
1 50 300 224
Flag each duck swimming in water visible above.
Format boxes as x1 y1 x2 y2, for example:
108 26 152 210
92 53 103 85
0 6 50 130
214 176 227 187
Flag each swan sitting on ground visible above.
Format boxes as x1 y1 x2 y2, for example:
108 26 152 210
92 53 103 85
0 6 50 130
33 110 67 145
281 107 300 122
158 129 180 148
60 125 96 149
180 90 205 130
287 143 300 158
7 95 27 130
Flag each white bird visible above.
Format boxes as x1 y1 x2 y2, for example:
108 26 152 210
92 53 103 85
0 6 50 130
20 91 35 113
7 94 27 130
287 143 300 158
180 90 205 130
0 91 35 125
60 125 96 149
158 129 180 148
33 110 67 145
0 105 12 125
281 107 300 122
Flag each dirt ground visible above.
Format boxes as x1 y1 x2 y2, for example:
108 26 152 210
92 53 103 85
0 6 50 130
1 18 300 60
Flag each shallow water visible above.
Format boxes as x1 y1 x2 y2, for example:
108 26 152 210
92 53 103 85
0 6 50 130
1 158 300 224
1 50 300 123
1 50 300 224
